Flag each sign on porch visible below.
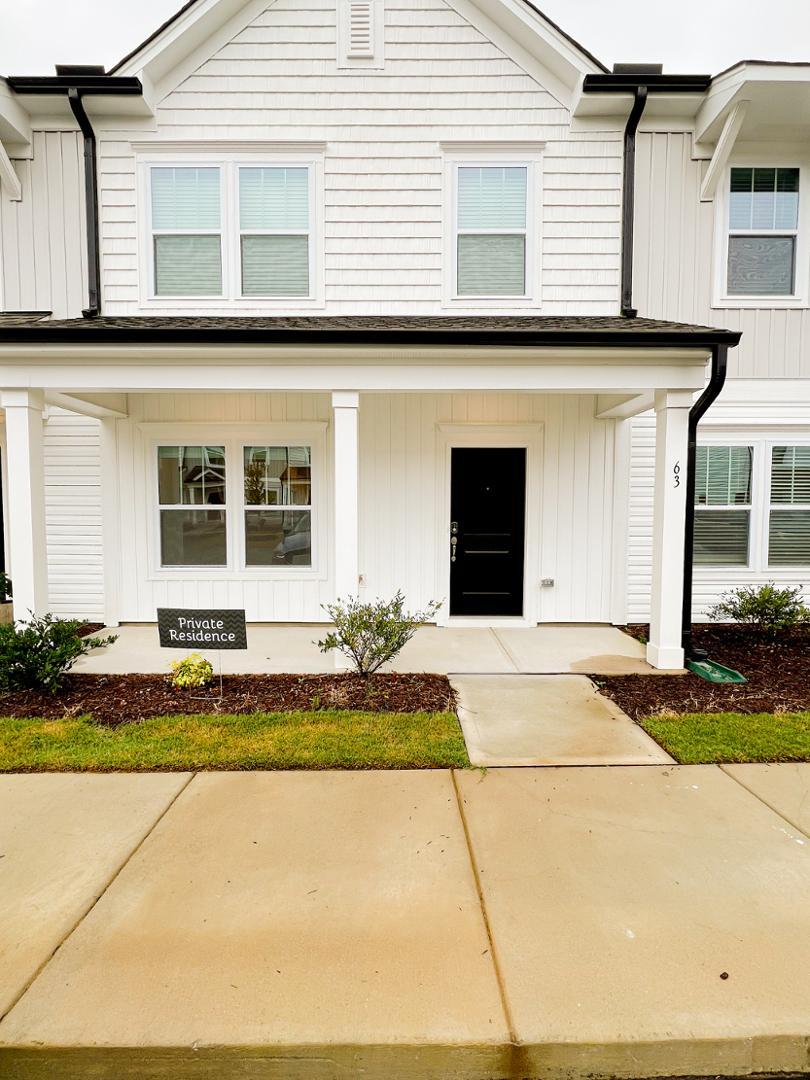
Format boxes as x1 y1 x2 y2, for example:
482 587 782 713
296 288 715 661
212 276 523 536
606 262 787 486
157 608 248 650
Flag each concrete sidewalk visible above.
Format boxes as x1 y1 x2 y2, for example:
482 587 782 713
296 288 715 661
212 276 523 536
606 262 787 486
2 766 810 1079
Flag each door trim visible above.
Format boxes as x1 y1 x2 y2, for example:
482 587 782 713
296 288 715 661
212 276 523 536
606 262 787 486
435 423 543 627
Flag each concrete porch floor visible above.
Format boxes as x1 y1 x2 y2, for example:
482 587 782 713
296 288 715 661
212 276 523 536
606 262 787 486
74 622 657 675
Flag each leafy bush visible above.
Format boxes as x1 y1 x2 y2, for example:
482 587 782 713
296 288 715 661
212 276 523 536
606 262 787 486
0 573 11 603
0 614 117 694
707 583 809 637
317 590 442 676
171 653 214 689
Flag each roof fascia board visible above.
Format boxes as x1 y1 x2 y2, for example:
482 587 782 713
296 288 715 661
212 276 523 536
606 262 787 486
0 80 32 151
699 99 748 200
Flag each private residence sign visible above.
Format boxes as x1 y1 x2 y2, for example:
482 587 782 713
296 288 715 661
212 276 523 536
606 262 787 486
157 608 248 650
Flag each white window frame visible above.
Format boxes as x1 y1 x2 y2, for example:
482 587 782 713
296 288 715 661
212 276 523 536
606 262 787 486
694 430 810 577
766 443 810 571
440 143 544 310
712 154 810 310
141 423 328 582
136 146 325 311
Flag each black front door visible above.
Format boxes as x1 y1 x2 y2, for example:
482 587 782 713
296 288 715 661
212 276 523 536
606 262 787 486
449 447 526 616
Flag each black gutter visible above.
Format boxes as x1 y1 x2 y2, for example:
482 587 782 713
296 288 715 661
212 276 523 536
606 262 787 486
0 325 742 348
582 73 712 93
682 343 729 660
6 75 142 318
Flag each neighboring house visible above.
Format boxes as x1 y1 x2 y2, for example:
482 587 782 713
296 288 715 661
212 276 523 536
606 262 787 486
0 0 805 669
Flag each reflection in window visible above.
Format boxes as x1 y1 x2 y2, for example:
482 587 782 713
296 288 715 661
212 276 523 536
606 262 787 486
157 446 227 566
243 446 312 566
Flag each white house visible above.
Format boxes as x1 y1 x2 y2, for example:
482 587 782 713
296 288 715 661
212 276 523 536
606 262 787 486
0 0 806 670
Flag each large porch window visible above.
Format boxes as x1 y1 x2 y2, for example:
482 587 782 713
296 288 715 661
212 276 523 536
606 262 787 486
243 446 312 566
157 445 227 567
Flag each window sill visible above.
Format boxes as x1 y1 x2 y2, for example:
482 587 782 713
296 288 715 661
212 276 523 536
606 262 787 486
712 296 809 310
138 297 326 311
442 296 540 310
148 567 324 582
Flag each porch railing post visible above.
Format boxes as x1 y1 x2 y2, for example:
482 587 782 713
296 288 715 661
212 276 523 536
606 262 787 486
1 389 48 618
647 389 692 670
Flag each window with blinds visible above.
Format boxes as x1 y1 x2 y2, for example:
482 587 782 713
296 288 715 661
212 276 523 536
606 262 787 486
693 445 753 566
456 165 528 296
768 445 810 565
239 167 310 297
151 167 222 296
727 167 799 296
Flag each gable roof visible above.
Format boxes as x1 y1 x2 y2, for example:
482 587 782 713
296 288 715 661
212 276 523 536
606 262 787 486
108 0 608 80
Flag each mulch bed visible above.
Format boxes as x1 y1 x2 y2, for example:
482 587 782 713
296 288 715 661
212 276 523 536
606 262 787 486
0 672 456 727
598 624 810 719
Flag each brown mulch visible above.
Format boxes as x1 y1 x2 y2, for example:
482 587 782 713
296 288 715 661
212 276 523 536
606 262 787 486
598 624 810 719
0 672 456 727
76 623 106 638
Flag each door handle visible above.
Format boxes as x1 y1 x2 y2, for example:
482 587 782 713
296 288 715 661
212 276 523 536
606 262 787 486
450 521 458 563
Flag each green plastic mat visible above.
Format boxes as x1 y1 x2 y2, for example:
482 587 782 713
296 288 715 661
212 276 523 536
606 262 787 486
686 658 747 684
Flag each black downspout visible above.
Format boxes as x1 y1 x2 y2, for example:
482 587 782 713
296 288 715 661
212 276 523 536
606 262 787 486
681 343 729 659
67 88 100 318
620 85 647 318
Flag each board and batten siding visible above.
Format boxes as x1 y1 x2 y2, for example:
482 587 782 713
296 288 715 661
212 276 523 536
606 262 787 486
44 409 105 621
96 0 622 315
634 131 810 381
0 131 88 318
112 391 615 622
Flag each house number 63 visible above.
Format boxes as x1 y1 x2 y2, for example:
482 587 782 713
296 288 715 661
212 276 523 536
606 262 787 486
673 461 681 488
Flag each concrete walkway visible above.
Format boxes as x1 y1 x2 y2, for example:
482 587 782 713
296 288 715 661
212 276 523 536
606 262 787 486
74 622 655 675
2 765 810 1079
453 674 672 766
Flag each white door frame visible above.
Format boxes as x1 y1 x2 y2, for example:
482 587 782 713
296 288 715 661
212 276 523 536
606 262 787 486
435 423 543 627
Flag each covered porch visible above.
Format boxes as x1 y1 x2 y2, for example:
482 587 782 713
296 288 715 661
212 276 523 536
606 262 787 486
0 316 740 670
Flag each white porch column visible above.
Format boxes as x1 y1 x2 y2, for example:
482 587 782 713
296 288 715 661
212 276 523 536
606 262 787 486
1 389 47 618
332 391 359 601
647 390 693 670
99 417 121 627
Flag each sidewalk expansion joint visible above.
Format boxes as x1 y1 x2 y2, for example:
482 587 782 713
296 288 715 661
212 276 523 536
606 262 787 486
489 628 521 671
0 771 197 1026
449 768 518 1048
719 765 810 842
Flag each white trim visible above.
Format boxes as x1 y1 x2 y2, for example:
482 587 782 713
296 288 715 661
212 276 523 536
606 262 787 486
136 150 325 311
434 423 543 626
441 145 544 310
699 101 748 202
0 140 22 202
712 155 810 309
139 421 327 583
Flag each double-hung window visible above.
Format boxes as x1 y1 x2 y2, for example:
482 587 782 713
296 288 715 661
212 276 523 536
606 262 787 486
768 445 810 566
243 446 312 566
151 168 223 297
157 445 228 567
727 167 800 297
146 159 317 302
693 445 753 566
453 164 531 298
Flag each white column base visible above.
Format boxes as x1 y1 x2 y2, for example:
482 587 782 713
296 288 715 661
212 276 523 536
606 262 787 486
646 642 686 670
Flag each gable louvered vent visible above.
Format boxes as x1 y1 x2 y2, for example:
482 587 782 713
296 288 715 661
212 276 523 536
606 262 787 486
348 1 373 56
338 0 383 67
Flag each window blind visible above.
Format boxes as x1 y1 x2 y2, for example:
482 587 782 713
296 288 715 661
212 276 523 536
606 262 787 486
457 235 525 296
239 168 309 231
769 446 810 565
694 446 752 566
457 167 527 229
727 167 798 296
241 236 309 296
728 236 795 295
151 167 222 296
154 236 222 296
729 168 799 231
456 166 527 297
239 167 310 296
151 167 220 229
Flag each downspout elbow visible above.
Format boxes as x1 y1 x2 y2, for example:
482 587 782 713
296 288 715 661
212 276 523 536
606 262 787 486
67 88 101 319
620 85 647 318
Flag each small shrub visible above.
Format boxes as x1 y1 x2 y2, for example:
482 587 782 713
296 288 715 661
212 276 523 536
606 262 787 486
0 573 11 603
171 653 214 689
317 590 442 677
707 583 809 638
0 613 117 695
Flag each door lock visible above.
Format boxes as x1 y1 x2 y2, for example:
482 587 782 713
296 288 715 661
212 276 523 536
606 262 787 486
450 521 459 563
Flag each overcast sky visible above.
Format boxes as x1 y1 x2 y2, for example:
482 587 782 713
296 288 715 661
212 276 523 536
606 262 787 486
0 0 808 76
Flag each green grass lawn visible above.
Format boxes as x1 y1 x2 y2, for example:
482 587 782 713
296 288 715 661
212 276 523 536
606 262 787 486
640 710 810 764
0 710 468 772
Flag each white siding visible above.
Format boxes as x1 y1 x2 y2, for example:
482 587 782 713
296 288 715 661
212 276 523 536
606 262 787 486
113 390 615 623
634 131 810 381
44 410 104 621
0 132 88 318
97 0 622 315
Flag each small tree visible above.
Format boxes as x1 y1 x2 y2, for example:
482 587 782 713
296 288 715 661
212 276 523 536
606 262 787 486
317 591 441 676
707 583 809 638
0 613 117 694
